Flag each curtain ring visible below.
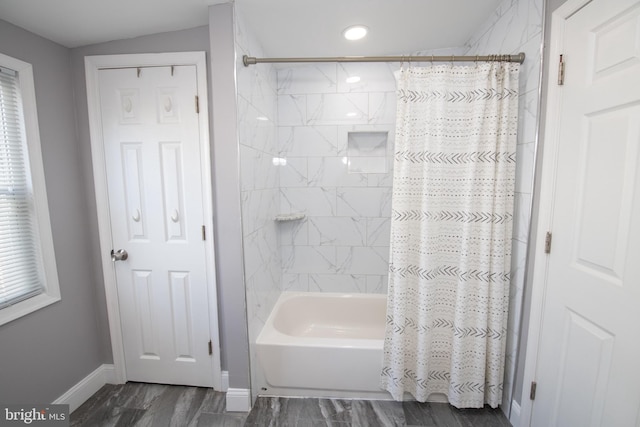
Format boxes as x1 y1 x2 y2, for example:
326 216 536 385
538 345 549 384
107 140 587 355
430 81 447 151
431 55 434 65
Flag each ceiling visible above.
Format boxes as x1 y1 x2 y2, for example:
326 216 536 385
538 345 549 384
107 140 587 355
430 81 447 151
236 0 503 57
0 0 503 55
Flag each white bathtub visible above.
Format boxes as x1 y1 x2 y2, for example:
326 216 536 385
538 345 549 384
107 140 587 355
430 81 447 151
256 291 388 398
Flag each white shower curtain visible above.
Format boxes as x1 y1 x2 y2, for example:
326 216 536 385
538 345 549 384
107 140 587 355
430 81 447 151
381 62 519 408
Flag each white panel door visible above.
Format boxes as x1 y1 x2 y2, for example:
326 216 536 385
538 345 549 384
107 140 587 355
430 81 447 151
531 0 640 425
98 65 214 387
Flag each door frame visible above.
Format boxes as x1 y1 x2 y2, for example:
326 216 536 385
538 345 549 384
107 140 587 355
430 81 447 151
519 0 592 425
85 52 222 389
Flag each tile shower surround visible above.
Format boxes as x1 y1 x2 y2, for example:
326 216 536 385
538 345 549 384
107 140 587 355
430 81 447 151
277 62 397 294
236 0 542 413
235 12 282 402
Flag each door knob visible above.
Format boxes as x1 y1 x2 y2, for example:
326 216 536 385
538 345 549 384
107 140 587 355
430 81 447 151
111 249 129 262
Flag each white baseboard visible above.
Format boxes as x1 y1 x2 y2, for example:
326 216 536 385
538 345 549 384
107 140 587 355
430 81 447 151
56 365 244 413
53 364 116 413
103 365 117 384
226 388 251 412
221 370 229 392
509 400 521 427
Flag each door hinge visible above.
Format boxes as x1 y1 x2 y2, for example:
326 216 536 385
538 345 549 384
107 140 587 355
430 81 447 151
545 231 553 254
208 340 213 355
195 95 200 114
558 54 565 85
530 381 537 400
201 225 206 241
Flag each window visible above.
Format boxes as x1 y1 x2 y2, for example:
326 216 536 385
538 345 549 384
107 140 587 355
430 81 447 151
0 53 60 325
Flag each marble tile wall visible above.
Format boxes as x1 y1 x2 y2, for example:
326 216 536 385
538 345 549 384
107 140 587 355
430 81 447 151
276 62 399 294
235 12 281 400
463 0 543 414
273 46 486 296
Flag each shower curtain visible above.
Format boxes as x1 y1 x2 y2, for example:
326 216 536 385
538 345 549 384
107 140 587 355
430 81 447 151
381 62 519 408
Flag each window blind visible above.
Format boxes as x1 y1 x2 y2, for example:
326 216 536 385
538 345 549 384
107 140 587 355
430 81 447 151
0 66 44 309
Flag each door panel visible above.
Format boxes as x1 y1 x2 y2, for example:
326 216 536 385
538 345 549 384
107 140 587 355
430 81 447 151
122 143 146 240
159 142 187 241
551 310 614 427
532 0 640 425
590 4 640 81
577 105 639 283
98 65 214 387
132 270 157 359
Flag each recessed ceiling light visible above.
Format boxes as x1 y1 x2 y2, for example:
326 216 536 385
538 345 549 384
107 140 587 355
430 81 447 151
346 112 358 117
346 76 361 84
343 25 368 41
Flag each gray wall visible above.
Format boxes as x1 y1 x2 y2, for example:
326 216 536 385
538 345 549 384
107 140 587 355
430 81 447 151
69 25 211 367
70 21 251 388
0 19 106 403
208 3 251 389
0 16 252 398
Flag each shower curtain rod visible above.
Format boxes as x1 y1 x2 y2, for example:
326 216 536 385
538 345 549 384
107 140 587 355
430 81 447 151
242 52 525 67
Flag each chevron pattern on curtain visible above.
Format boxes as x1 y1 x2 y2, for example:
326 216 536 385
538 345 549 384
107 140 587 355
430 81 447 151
381 62 520 409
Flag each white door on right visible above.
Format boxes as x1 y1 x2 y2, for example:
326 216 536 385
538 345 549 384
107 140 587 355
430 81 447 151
532 0 640 426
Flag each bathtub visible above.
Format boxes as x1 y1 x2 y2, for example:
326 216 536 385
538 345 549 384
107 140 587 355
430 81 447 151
256 291 389 398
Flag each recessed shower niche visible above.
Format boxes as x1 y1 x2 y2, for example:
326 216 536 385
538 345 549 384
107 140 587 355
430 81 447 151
347 131 389 174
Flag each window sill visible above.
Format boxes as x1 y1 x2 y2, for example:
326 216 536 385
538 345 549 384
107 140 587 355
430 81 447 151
0 292 61 326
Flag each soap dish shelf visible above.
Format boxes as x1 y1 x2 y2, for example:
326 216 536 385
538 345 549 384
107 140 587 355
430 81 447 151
275 213 306 222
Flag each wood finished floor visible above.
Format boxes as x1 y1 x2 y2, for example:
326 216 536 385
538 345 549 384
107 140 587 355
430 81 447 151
70 383 246 426
71 383 511 427
246 397 511 427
